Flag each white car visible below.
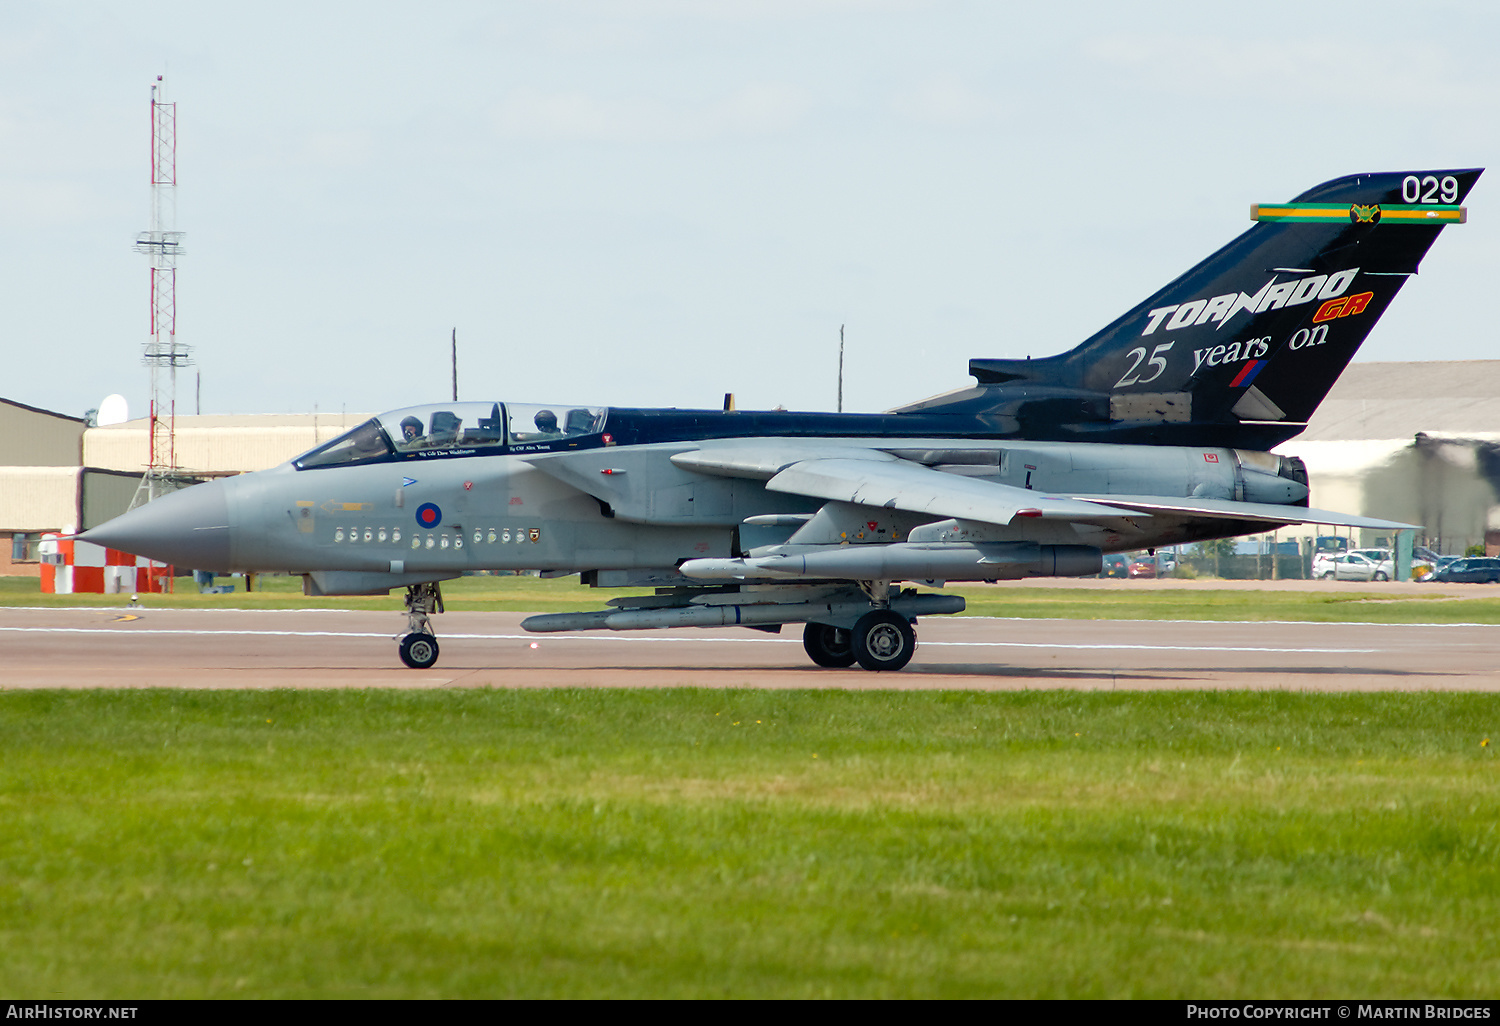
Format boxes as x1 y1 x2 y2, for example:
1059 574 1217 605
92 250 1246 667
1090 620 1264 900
1317 552 1394 581
1311 549 1368 577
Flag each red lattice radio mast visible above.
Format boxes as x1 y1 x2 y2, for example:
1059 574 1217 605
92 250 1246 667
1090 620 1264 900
130 74 191 508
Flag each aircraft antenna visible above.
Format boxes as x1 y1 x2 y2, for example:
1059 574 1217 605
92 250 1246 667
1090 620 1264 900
837 324 845 413
129 75 191 510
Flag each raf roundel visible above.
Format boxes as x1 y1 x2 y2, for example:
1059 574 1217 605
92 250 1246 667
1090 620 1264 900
415 502 442 528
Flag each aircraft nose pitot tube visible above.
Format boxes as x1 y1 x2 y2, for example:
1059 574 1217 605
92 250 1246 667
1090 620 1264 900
80 479 233 572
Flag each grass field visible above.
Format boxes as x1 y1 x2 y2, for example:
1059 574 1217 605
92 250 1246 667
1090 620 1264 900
7 573 1500 624
2 689 1498 998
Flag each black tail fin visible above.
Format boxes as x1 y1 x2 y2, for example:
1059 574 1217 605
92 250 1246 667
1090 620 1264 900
952 169 1481 448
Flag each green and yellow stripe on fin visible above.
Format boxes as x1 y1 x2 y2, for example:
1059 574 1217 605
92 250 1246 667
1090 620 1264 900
1251 202 1467 224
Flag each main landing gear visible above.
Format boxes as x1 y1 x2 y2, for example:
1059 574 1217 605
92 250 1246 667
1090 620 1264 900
849 609 916 671
802 584 919 672
803 623 856 667
398 582 444 669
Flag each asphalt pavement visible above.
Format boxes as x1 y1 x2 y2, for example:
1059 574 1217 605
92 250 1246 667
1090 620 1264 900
3 599 1497 690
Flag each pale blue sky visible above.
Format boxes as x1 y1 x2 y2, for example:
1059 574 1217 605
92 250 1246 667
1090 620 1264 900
3 1 1496 421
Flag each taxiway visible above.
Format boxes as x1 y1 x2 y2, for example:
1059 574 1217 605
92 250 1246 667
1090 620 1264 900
3 606 1496 690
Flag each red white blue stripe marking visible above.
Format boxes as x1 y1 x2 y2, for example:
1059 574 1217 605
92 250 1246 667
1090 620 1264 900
1229 360 1267 388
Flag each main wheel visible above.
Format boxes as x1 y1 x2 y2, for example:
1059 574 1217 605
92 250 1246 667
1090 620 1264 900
399 632 440 669
803 623 857 668
851 610 915 672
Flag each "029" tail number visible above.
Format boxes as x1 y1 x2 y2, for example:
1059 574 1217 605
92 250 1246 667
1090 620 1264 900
1402 175 1458 204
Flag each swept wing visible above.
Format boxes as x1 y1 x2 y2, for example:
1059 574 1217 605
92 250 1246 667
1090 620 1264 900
674 445 1412 533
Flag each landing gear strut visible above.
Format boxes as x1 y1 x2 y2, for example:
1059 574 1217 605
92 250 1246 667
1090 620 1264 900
398 582 444 669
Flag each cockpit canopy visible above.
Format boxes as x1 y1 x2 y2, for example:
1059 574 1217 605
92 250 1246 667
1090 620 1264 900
294 401 608 470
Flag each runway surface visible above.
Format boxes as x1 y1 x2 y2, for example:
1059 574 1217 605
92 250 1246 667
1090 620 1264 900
3 605 1497 690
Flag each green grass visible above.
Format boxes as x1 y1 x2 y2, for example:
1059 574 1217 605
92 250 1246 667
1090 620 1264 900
7 573 1500 624
3 689 1498 998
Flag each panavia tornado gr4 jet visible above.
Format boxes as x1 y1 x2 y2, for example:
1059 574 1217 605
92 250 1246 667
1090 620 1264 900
85 168 1480 670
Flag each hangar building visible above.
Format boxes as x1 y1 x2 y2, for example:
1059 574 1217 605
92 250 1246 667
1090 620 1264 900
81 411 367 477
1275 360 1500 555
0 399 138 577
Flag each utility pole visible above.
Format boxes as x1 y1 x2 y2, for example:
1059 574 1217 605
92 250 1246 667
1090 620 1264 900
451 328 458 402
837 324 845 413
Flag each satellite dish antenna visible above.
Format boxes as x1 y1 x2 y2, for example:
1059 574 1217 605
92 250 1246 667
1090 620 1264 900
96 394 129 426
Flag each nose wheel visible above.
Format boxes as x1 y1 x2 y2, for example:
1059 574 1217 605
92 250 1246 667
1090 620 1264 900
399 632 440 669
398 582 444 669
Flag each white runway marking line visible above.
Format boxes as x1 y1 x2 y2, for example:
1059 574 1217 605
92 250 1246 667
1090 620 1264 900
0 626 1377 654
920 641 1379 653
8 607 1499 629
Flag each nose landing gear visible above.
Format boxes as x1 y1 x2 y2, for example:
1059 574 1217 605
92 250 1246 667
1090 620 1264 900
399 631 440 669
398 582 444 669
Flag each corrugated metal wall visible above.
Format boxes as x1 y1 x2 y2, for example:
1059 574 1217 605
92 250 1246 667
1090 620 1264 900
0 467 81 531
0 401 84 467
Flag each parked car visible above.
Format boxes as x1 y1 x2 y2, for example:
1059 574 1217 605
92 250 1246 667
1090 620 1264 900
1100 554 1129 579
1422 557 1500 584
1314 546 1439 580
1317 552 1394 581
1311 549 1374 577
1127 559 1157 579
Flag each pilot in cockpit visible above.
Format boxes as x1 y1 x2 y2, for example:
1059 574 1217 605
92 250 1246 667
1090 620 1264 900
398 416 424 448
533 410 560 436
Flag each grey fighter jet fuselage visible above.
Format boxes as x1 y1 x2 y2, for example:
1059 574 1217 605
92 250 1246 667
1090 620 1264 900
84 169 1481 670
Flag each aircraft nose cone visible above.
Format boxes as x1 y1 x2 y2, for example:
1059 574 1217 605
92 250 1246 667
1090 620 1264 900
80 481 231 571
